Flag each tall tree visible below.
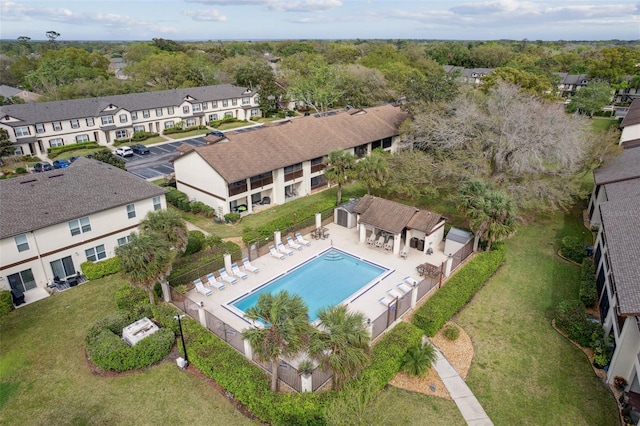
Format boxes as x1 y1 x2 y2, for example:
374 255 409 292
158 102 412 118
567 81 613 117
139 209 188 253
355 150 389 195
242 291 310 392
45 31 60 49
0 129 16 166
323 150 356 205
309 305 370 390
115 231 172 304
287 62 342 114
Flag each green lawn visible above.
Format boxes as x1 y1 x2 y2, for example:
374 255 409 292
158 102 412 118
592 117 619 132
453 207 618 425
0 276 256 426
375 387 464 425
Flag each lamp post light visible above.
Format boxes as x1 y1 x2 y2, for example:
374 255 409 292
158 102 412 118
174 314 188 365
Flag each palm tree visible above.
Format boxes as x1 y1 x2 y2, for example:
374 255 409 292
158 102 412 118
401 342 437 377
139 209 188 252
309 305 370 390
115 231 172 304
356 150 389 195
242 291 310 392
323 150 356 205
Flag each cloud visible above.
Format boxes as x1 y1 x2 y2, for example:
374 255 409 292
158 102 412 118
185 0 342 12
183 9 227 21
1 1 74 21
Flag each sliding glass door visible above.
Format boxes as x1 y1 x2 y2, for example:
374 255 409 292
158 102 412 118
50 256 76 279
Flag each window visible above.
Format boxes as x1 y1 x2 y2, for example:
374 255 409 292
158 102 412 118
75 134 89 143
251 108 259 117
14 147 23 155
232 99 237 106
192 104 201 112
155 108 163 117
222 100 228 107
167 106 174 114
7 269 36 293
53 121 62 131
208 114 218 121
119 114 128 123
15 127 30 137
49 138 64 148
70 119 80 129
85 244 106 262
242 97 250 105
101 116 114 125
35 123 45 133
202 102 208 110
50 256 75 279
142 110 150 118
86 117 95 126
164 121 175 129
131 111 138 120
186 118 196 126
133 125 145 133
153 196 162 211
211 101 217 108
183 106 190 114
224 112 233 118
14 234 29 252
116 130 127 139
253 95 259 104
117 235 132 246
126 203 136 219
69 217 91 236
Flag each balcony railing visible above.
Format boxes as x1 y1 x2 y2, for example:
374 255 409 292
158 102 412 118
228 183 247 196
284 170 303 182
311 181 327 191
250 176 273 189
311 163 325 173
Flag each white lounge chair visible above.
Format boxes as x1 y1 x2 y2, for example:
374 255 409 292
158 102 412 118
295 232 311 247
194 278 213 296
269 245 285 260
379 296 393 306
242 257 259 273
384 237 394 251
404 276 418 286
219 268 238 285
400 244 408 259
387 289 403 299
231 263 248 280
277 242 294 256
375 236 385 248
397 282 412 294
205 273 226 290
287 236 303 251
366 233 377 245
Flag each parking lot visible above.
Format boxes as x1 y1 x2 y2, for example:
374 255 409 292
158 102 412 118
123 137 208 180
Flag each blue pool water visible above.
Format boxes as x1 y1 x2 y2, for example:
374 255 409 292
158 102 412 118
232 249 387 321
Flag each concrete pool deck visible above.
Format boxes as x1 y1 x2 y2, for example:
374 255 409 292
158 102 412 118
186 222 449 334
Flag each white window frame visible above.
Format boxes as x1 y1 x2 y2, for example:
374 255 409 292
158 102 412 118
222 100 228 107
69 217 91 236
232 99 237 106
85 244 106 262
70 119 80 129
164 121 175 129
156 108 163 117
224 112 233 118
101 116 114 125
126 203 136 219
192 104 201 112
183 106 190 114
167 106 174 114
86 117 95 126
14 234 29 252
211 101 217 108
242 97 250 105
202 102 208 110
119 114 128 123
153 196 162 211
53 121 62 131
35 123 45 133
208 114 218 121
75 134 89 143
117 235 132 246
131 111 138 120
186 118 196 127
15 127 30 137
143 110 150 118
49 138 64 148
115 130 127 139
133 125 145 133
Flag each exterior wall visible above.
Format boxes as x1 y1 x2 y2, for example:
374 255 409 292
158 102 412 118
175 153 229 216
424 223 446 254
0 195 165 293
588 184 607 227
621 124 640 146
594 228 618 339
607 316 640 385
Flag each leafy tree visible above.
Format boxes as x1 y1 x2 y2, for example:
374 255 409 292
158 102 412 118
355 150 389 195
45 31 60 49
382 150 438 201
587 47 640 83
90 149 126 169
139 209 188 253
325 42 362 64
152 38 185 53
403 68 459 107
335 64 394 108
401 342 437 377
567 81 613 117
309 305 370 390
287 62 342 114
242 291 310 392
424 41 471 66
481 66 553 96
125 52 193 90
468 43 514 67
323 150 356 205
0 129 16 166
115 231 172 304
0 95 25 105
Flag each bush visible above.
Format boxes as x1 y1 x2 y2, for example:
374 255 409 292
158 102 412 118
114 284 148 311
224 212 241 224
413 244 507 336
443 324 460 340
554 299 599 347
0 290 14 318
14 167 27 174
561 236 587 263
47 141 99 158
81 257 120 280
185 230 206 256
579 258 596 308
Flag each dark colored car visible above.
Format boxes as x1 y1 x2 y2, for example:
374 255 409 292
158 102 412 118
69 155 80 163
53 158 71 169
206 131 225 138
131 144 150 155
33 162 53 172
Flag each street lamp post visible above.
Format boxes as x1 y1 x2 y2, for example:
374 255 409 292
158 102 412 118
174 315 188 365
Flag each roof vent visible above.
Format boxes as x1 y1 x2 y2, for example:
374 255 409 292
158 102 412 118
20 179 37 184
48 173 64 179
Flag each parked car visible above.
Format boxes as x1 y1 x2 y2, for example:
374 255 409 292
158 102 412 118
53 158 71 169
69 155 80 163
115 146 134 157
131 144 150 155
33 162 53 172
206 130 225 138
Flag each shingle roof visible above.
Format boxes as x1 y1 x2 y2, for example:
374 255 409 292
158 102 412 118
0 157 167 239
600 197 640 315
446 227 473 244
182 104 409 183
620 99 640 128
0 84 252 125
605 178 640 202
355 195 418 234
407 210 443 234
0 85 22 97
593 148 640 185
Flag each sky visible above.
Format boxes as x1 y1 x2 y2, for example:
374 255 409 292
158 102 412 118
1 0 639 42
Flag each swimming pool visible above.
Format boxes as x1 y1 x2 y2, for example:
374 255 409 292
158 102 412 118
231 248 388 321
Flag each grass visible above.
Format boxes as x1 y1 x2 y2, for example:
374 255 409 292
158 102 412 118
592 117 620 132
0 275 257 425
452 205 618 425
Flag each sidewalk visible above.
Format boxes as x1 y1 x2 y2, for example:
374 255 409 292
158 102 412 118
430 339 494 425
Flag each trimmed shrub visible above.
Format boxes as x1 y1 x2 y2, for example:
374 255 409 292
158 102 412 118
224 212 241 224
579 258 597 308
14 167 27 174
81 257 120 280
413 244 507 336
185 230 206 255
47 142 99 158
554 299 599 347
561 236 587 263
114 284 147 311
443 324 460 340
0 290 14 318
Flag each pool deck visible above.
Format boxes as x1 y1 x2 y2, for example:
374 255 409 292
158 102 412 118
186 223 449 333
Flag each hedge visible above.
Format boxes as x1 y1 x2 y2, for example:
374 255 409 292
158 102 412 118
561 236 587 263
85 309 174 372
81 257 120 280
0 290 14 319
553 299 600 347
47 141 100 158
165 188 216 218
114 284 148 311
413 244 507 337
579 258 596 308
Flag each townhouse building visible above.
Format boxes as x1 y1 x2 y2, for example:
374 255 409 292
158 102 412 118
620 99 640 149
0 158 167 301
172 105 409 216
0 84 260 157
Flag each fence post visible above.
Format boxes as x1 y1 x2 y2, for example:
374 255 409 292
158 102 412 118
411 285 418 308
198 303 207 327
243 339 253 361
301 373 312 392
444 254 453 278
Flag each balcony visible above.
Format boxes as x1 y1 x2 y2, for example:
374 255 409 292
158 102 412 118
284 169 303 182
311 163 325 173
228 183 247 197
250 176 273 189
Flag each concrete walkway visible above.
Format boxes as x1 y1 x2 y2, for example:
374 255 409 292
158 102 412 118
430 341 494 425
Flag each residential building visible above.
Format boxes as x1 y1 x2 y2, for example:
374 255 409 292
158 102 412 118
0 157 167 301
588 147 640 394
620 99 640 149
555 73 590 99
172 105 409 216
0 85 40 103
0 84 260 156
